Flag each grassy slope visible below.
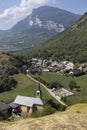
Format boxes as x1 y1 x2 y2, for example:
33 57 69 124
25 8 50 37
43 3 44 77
0 73 56 103
32 72 87 104
0 103 87 130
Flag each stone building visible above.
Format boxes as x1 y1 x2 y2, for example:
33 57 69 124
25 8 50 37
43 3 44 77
12 83 46 114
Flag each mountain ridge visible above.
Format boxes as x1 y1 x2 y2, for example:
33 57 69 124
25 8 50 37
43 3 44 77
12 6 81 32
32 12 87 63
0 6 81 53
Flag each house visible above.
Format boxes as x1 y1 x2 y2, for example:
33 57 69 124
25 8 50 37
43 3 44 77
51 61 59 67
31 58 38 62
42 59 46 68
65 62 75 70
31 58 38 66
79 63 87 71
9 102 21 114
36 60 43 67
13 84 46 114
14 96 46 114
62 61 69 65
0 102 11 117
42 68 50 72
83 67 87 73
81 63 87 68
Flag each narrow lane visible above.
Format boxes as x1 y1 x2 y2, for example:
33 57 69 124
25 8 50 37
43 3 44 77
27 74 67 106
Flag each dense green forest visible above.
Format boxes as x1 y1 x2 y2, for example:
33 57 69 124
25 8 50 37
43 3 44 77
30 13 87 63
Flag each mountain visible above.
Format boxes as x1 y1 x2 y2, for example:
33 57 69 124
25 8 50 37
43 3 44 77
0 104 87 130
12 6 80 32
0 6 81 53
33 12 87 63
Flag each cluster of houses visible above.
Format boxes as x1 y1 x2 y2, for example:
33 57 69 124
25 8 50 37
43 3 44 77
0 83 46 118
29 58 87 76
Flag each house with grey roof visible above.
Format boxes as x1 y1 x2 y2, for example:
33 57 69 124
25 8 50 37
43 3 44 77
12 84 46 114
14 96 46 114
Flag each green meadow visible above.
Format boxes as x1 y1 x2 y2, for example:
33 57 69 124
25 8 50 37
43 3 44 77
32 72 87 105
0 72 87 105
0 73 56 103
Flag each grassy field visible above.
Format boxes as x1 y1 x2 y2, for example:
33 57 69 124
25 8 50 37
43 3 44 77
0 73 56 103
0 103 87 130
31 72 87 104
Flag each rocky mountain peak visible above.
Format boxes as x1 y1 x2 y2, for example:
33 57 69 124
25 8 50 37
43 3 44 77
0 6 81 53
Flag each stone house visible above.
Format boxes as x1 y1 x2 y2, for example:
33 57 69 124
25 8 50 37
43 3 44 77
14 96 46 114
12 84 46 114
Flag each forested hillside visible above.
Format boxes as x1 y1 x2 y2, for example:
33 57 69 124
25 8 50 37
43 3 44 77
32 12 87 63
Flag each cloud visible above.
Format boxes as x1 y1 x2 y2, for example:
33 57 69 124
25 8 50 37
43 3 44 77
0 0 51 30
51 0 57 4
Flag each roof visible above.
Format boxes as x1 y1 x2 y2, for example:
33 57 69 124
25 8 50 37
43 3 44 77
9 102 19 108
42 68 49 72
14 96 46 107
0 102 10 111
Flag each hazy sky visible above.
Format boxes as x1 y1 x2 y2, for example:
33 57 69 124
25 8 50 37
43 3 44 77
0 0 87 30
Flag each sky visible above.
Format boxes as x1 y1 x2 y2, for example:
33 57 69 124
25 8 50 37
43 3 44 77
0 0 87 30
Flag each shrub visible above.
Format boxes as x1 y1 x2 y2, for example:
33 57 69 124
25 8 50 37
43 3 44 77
7 68 18 75
48 81 63 89
47 99 66 111
69 80 77 90
0 77 17 93
30 105 55 118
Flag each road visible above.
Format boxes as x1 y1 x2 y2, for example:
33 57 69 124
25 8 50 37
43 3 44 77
27 74 67 106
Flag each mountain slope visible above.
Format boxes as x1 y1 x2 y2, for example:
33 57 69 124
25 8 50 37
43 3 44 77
0 104 87 130
12 6 80 32
0 6 80 53
33 12 87 62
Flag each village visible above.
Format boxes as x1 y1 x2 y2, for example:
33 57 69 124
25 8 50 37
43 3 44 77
26 58 87 103
0 57 87 120
29 58 87 76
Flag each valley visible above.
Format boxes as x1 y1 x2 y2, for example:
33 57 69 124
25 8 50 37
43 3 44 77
0 6 80 53
0 3 87 130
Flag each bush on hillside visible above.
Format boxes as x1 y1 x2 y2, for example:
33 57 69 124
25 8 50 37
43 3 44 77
48 81 63 89
0 77 17 93
7 68 19 76
30 105 55 118
47 99 66 111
